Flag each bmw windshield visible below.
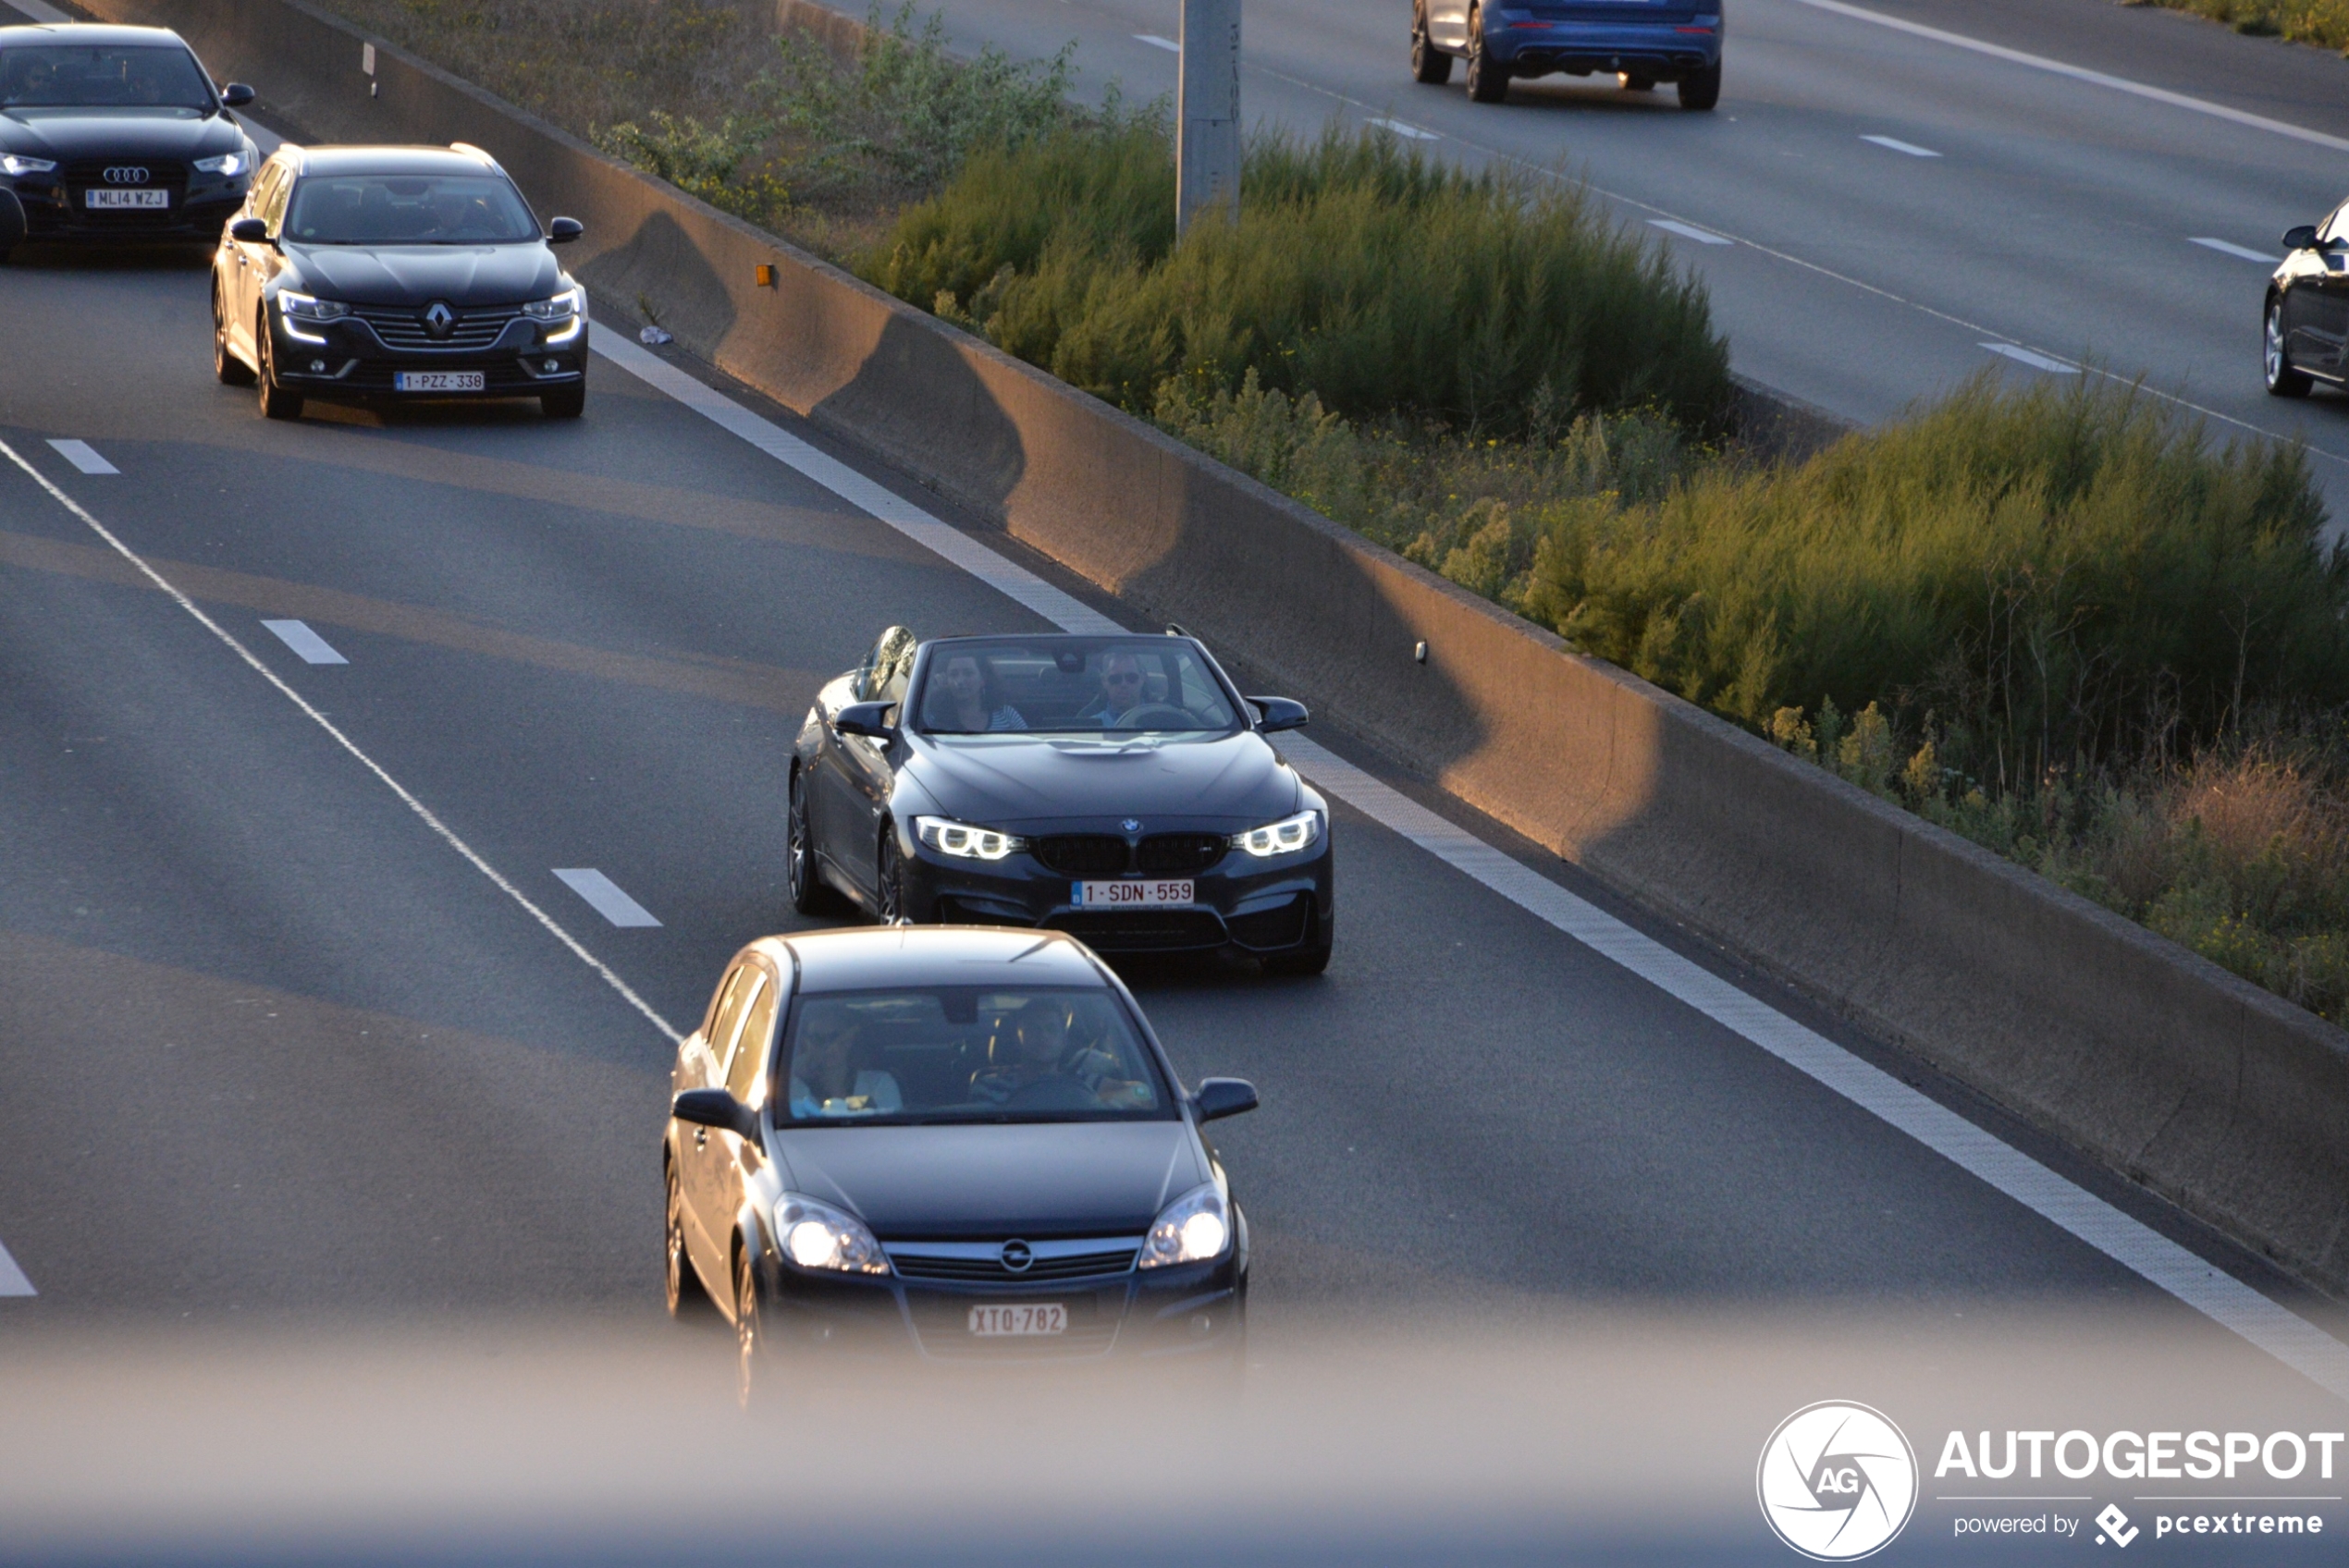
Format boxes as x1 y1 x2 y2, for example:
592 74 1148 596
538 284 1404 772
0 44 215 109
283 173 539 245
912 637 1244 736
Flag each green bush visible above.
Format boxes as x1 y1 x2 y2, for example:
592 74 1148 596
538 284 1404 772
865 123 1731 435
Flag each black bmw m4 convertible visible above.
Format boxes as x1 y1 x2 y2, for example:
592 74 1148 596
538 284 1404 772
792 628 1334 974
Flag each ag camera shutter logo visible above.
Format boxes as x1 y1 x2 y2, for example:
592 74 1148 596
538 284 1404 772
1757 1401 1919 1560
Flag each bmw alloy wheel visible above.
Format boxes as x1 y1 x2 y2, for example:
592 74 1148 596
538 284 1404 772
2267 300 2312 398
876 829 905 925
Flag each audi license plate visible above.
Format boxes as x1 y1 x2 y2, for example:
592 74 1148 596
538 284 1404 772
1073 879 1192 907
85 189 167 209
393 372 486 393
969 1304 1065 1337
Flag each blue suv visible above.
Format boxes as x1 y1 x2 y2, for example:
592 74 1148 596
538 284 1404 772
1411 0 1723 109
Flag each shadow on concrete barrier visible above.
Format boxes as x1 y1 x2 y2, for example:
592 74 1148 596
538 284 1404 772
76 0 2349 1301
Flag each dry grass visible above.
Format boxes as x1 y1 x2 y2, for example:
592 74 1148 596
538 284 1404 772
2126 0 2349 51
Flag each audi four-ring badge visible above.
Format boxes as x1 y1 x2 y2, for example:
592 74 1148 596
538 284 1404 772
0 22 259 255
209 142 591 421
665 926 1258 1398
791 627 1335 972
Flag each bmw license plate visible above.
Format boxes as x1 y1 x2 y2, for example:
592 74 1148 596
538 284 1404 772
393 372 486 393
1073 879 1192 907
969 1304 1065 1337
85 189 167 209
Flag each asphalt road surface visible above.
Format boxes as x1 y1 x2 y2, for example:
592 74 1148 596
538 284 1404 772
917 0 2349 523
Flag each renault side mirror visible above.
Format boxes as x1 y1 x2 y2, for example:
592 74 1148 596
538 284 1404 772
228 216 268 243
1248 696 1309 733
671 1088 756 1140
547 216 583 243
2284 225 2320 251
1193 1077 1260 1123
220 83 256 107
835 701 898 740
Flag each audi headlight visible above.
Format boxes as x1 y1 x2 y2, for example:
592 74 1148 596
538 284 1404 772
193 152 249 177
1138 1181 1230 1268
1229 809 1322 858
0 154 56 178
915 815 1026 861
524 285 586 344
773 1194 891 1275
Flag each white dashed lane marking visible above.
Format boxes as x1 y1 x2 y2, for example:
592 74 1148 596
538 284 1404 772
1135 33 1179 51
1367 117 1440 141
260 619 349 666
552 869 662 928
2192 237 2281 263
1983 342 2079 374
0 1237 32 1297
46 440 117 475
1861 134 1941 158
1649 218 1732 245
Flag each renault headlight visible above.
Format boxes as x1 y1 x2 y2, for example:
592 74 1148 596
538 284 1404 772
1229 809 1321 858
1138 1181 1230 1268
193 152 249 177
915 815 1026 861
773 1194 891 1275
0 153 56 178
523 285 585 344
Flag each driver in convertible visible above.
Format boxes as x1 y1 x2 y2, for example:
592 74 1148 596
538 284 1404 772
1074 651 1150 728
969 1002 1150 1109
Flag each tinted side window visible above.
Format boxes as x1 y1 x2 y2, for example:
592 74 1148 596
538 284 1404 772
703 964 753 1078
727 978 779 1102
261 167 294 232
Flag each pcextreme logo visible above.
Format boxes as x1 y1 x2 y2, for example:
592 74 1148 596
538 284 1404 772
1758 1401 1920 1561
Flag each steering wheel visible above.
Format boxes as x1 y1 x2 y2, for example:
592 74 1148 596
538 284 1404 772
1002 1076 1100 1110
1111 703 1197 729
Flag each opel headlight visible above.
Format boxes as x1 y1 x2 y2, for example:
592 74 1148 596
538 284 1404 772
1138 1181 1230 1268
524 285 586 344
773 1194 891 1275
915 815 1025 861
0 154 56 178
1229 809 1321 858
193 152 249 177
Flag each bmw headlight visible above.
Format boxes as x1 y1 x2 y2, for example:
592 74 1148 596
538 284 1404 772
193 152 249 177
1138 1181 1230 1268
915 815 1026 861
772 1194 891 1275
523 285 586 344
1229 809 1322 858
0 153 56 178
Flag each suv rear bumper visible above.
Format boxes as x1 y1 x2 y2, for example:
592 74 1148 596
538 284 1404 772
1486 21 1721 77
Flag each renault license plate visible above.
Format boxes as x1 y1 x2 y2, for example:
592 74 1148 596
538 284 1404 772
969 1304 1065 1337
1073 879 1191 907
393 371 486 393
85 189 167 209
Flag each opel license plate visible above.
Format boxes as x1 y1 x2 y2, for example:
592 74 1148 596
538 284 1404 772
969 1304 1065 1337
393 371 486 393
1073 879 1192 907
85 189 167 209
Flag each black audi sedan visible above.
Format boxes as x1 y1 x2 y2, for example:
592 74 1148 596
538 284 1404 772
665 927 1257 1398
211 142 588 420
792 628 1334 974
0 23 258 255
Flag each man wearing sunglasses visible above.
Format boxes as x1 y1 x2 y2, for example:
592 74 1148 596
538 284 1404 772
1074 649 1152 729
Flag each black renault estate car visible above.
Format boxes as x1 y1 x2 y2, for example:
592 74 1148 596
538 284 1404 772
0 22 258 254
211 142 588 420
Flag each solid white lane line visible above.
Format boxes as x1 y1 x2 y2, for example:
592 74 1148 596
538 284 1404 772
1982 341 2080 374
591 321 2349 1399
1366 117 1440 141
1135 32 1179 51
1649 218 1732 245
260 619 349 666
1789 0 2349 155
2192 236 2281 263
0 436 683 1043
552 868 662 928
46 439 118 475
0 1237 33 1297
1861 134 1940 158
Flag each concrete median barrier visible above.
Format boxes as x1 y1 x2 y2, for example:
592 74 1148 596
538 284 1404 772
76 0 2349 1298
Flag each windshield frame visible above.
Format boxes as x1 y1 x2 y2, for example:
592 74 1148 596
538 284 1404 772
906 634 1250 740
767 983 1179 1130
0 43 220 112
280 168 544 247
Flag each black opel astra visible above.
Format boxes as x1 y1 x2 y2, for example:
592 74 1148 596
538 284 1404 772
211 142 589 420
0 22 258 255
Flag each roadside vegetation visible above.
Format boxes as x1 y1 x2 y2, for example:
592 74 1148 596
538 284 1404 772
308 0 2349 1020
2128 0 2349 52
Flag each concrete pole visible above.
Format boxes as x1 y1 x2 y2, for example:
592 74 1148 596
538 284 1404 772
1176 0 1240 238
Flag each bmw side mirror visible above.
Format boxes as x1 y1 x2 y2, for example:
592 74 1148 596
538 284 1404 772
547 216 583 244
1248 696 1309 734
228 216 268 243
836 700 898 740
671 1088 756 1140
1193 1077 1259 1123
2284 225 2320 251
220 83 256 108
